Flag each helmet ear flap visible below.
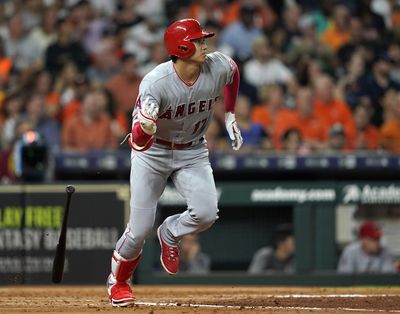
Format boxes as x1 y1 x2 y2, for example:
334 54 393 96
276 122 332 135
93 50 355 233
176 40 196 58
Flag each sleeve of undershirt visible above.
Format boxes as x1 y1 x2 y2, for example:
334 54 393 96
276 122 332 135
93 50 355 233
223 60 239 113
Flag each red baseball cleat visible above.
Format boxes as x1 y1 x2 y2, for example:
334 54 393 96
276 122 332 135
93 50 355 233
157 226 179 275
108 281 136 307
107 251 141 307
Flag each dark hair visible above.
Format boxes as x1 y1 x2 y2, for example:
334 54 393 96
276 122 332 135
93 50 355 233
121 53 136 63
272 224 293 249
281 128 302 142
170 55 178 63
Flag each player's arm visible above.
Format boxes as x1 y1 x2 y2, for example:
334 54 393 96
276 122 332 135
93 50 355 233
223 59 243 151
127 97 159 152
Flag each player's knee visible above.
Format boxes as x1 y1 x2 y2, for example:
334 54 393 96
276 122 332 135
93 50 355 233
126 222 154 246
195 205 219 226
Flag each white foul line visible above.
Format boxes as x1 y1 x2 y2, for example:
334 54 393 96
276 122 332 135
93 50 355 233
135 302 400 313
265 294 399 298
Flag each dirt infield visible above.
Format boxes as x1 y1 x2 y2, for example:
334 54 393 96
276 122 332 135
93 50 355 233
1 286 400 313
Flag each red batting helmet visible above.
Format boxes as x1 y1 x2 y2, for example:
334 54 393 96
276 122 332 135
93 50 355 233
164 19 215 59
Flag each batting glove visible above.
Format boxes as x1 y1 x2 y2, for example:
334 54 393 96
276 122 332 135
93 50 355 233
138 98 159 135
225 112 243 151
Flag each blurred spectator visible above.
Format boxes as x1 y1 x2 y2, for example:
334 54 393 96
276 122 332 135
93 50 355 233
337 221 397 273
380 91 400 153
179 233 211 274
274 87 324 150
187 0 226 26
320 4 351 52
221 0 276 29
113 0 144 31
20 0 44 30
123 15 165 64
381 88 397 123
248 224 295 274
352 98 380 150
356 0 387 39
286 13 333 69
135 0 165 20
357 52 400 126
219 3 263 61
281 127 310 155
95 87 128 142
337 17 365 67
243 36 295 93
204 117 229 153
251 84 287 135
138 42 169 76
27 5 58 63
325 123 348 152
277 3 302 51
45 13 89 76
0 13 41 72
337 51 366 110
234 95 271 152
86 36 121 84
60 73 90 123
313 74 356 145
16 68 60 117
105 53 141 115
1 93 24 149
61 90 116 152
387 41 400 84
17 93 61 152
0 38 12 97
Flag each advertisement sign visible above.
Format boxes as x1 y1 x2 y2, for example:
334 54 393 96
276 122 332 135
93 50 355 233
0 185 129 284
342 184 400 204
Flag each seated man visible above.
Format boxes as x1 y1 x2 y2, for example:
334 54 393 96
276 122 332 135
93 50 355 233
248 224 295 274
179 233 211 274
337 221 397 273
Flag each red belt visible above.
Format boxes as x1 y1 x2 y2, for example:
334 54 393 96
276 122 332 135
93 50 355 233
155 138 201 149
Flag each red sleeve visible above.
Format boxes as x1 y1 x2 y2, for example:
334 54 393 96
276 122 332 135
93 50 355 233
223 62 240 113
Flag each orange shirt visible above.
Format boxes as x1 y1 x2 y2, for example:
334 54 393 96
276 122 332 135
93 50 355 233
296 114 326 142
251 105 272 130
272 110 298 148
321 24 350 51
314 98 356 143
380 118 400 153
106 74 141 114
61 112 116 151
62 99 81 123
353 125 380 150
221 0 276 28
0 58 12 81
273 111 325 149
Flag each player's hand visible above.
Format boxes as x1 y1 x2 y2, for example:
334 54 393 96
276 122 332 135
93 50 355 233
225 112 243 151
138 98 159 135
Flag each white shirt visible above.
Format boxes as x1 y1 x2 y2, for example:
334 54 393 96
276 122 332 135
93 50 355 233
244 58 293 87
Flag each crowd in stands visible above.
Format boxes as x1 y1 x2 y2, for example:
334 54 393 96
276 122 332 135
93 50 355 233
1 0 400 162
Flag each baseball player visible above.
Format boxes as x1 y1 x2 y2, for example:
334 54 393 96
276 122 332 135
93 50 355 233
107 18 243 307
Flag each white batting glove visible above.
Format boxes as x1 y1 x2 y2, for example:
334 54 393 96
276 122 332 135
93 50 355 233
138 98 159 135
225 112 243 151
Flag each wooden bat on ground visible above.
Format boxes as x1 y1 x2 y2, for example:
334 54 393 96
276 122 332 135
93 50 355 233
52 185 75 284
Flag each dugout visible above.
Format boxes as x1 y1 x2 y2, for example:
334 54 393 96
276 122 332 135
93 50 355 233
1 182 400 286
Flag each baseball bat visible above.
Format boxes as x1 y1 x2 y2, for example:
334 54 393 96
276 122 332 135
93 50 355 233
52 185 75 284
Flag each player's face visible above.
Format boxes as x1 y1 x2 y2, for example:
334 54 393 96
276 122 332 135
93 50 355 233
190 37 208 63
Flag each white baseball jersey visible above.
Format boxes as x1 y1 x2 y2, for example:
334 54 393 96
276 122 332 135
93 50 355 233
133 51 236 144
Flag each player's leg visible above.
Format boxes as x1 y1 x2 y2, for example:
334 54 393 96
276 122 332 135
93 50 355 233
108 149 169 306
157 146 219 274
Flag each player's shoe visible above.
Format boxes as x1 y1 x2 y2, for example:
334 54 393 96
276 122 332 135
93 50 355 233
157 225 180 275
107 250 141 307
107 279 136 307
